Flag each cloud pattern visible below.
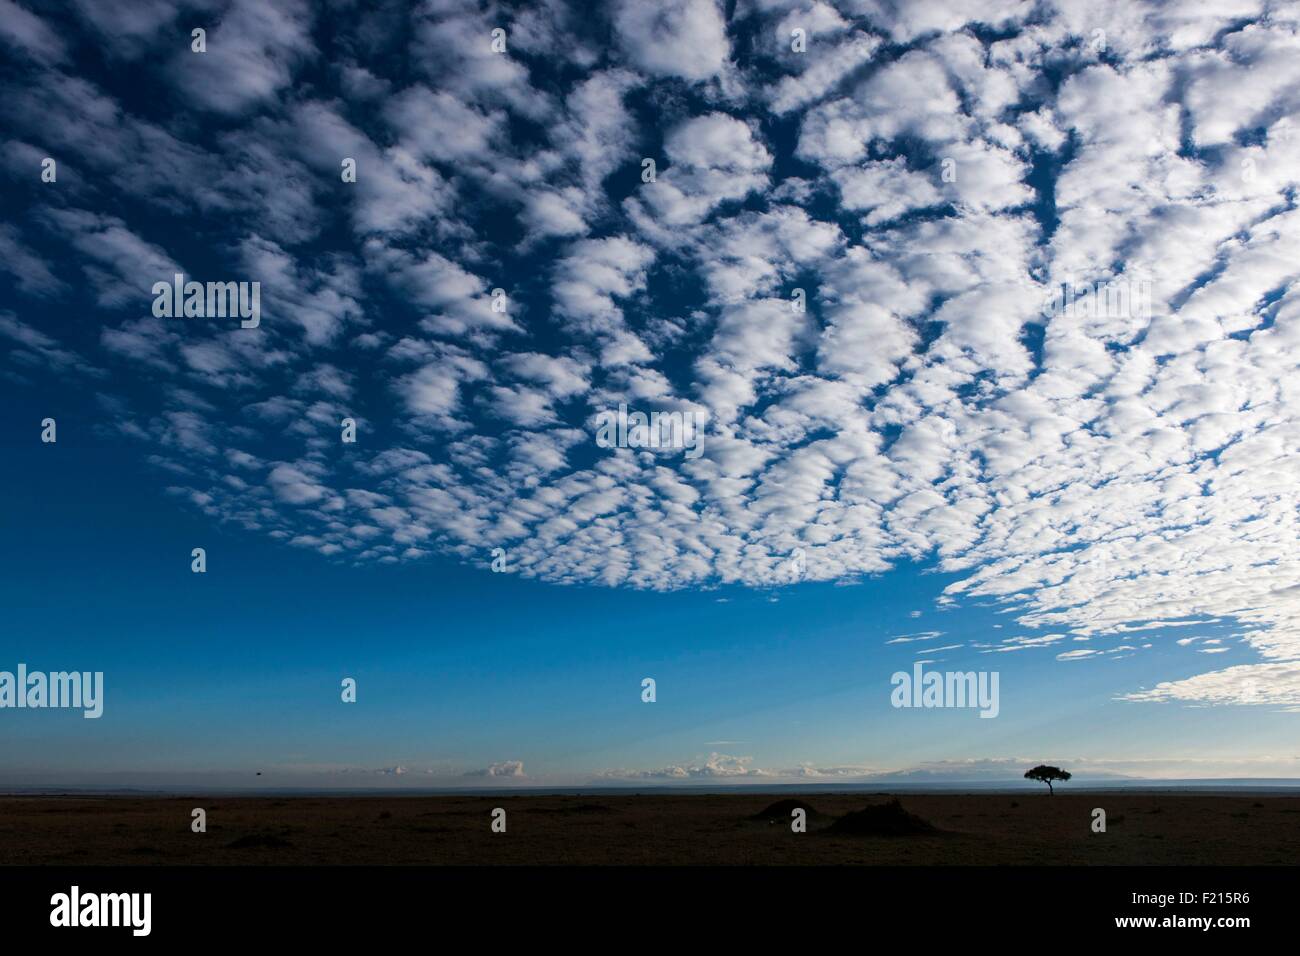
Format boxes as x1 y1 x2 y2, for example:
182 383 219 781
3 0 1299 708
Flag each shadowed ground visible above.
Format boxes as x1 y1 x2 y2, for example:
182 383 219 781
2 792 1297 865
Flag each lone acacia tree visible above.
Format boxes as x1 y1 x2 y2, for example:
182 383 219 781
1024 765 1072 795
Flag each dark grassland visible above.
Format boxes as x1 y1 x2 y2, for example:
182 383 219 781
2 792 1297 865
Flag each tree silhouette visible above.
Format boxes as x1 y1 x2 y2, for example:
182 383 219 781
1024 765 1071 795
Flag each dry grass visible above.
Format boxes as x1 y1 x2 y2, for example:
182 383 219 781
2 792 1297 865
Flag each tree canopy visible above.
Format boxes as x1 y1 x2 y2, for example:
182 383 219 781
1024 765 1072 794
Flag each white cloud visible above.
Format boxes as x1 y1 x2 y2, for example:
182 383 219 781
1120 662 1300 709
466 761 526 777
613 0 731 82
170 0 316 115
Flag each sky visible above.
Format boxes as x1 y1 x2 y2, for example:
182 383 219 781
1 0 1298 789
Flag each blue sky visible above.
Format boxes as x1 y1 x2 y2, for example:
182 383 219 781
1 0 1299 788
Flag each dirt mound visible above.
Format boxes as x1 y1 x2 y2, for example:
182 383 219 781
828 799 937 836
750 799 820 821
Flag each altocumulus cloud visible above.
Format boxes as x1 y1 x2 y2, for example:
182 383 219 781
3 0 1300 709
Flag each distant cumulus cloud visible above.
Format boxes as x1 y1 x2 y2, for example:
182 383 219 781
601 752 767 779
466 761 526 778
